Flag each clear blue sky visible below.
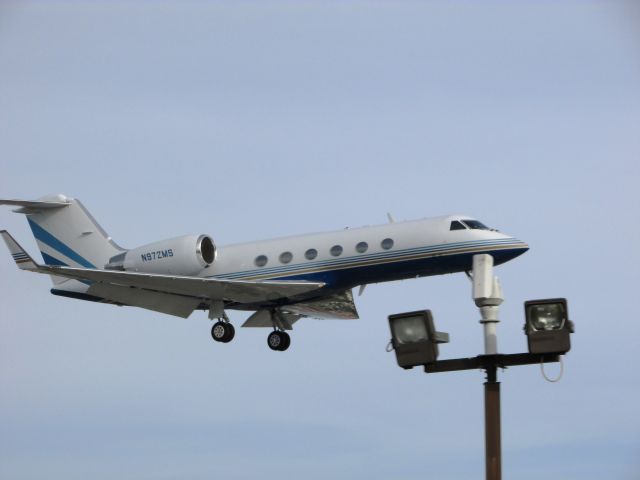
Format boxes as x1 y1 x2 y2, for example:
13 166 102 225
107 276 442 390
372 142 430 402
1 1 639 479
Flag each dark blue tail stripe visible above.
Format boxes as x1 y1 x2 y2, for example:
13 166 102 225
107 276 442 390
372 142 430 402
27 219 96 269
41 252 68 267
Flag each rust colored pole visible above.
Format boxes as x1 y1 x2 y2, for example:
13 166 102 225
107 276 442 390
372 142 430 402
484 366 501 480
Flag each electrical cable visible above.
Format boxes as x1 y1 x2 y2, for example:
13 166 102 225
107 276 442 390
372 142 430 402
385 340 394 352
541 355 564 382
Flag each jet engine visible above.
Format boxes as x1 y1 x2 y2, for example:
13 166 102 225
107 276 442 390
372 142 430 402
105 234 215 276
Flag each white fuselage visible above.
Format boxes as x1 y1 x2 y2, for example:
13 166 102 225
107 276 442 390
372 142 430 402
208 215 528 298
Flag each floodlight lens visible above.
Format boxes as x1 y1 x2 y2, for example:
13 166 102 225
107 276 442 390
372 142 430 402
528 303 565 331
391 315 428 344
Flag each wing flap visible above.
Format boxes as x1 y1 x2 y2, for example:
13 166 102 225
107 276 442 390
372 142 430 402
241 290 360 328
87 283 200 318
242 309 301 330
283 289 359 320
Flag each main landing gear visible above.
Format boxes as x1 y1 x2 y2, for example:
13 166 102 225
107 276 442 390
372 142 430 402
266 309 293 352
208 305 293 351
211 321 235 343
210 304 235 343
211 323 290 351
267 330 291 352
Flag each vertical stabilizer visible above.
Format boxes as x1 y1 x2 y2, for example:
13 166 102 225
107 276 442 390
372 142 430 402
1 194 124 285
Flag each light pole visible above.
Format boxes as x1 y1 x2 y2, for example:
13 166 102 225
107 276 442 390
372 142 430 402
387 254 573 480
473 254 503 480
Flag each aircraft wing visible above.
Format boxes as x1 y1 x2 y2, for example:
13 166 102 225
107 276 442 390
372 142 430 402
42 265 324 303
1 230 325 309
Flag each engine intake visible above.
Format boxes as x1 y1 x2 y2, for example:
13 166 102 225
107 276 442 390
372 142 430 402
106 234 215 276
197 235 215 265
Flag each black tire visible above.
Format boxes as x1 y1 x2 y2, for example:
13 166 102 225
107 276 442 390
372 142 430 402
278 331 291 351
222 323 235 343
267 331 283 351
211 321 230 342
267 331 291 351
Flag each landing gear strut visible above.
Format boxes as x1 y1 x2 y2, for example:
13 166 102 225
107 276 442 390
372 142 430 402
267 330 291 351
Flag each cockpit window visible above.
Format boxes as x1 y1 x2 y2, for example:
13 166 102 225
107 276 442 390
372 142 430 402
450 220 466 231
462 220 489 230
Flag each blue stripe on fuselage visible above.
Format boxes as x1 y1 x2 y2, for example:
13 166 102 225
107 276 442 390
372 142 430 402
269 246 528 289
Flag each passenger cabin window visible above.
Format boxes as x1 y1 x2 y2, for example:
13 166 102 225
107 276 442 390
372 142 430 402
255 255 268 267
279 251 293 264
462 220 489 230
450 221 466 231
381 238 394 250
330 245 343 257
305 248 318 260
356 241 368 253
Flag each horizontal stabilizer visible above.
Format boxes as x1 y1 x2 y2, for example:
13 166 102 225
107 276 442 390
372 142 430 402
1 230 38 270
0 198 70 214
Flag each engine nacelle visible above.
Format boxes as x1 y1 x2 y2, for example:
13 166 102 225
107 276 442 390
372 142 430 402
106 234 215 276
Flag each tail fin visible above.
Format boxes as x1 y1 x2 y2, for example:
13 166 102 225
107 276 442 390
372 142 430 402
1 195 124 283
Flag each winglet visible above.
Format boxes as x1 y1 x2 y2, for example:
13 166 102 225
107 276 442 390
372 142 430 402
1 230 39 271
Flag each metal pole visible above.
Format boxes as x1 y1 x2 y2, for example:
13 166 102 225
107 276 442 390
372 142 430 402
472 254 503 480
484 365 501 480
482 317 499 355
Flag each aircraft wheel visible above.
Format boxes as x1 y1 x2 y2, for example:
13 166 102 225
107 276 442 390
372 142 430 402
279 331 291 351
212 321 235 343
222 323 235 343
267 331 290 351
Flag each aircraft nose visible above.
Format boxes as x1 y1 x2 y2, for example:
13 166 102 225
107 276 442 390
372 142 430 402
491 237 529 265
509 238 530 259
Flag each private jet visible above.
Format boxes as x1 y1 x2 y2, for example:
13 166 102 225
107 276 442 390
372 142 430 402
1 194 528 351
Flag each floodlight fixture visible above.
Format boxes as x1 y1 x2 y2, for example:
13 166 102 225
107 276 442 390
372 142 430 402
388 310 449 369
524 298 574 354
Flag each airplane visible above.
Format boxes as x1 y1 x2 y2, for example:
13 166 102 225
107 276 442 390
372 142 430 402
1 194 529 351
